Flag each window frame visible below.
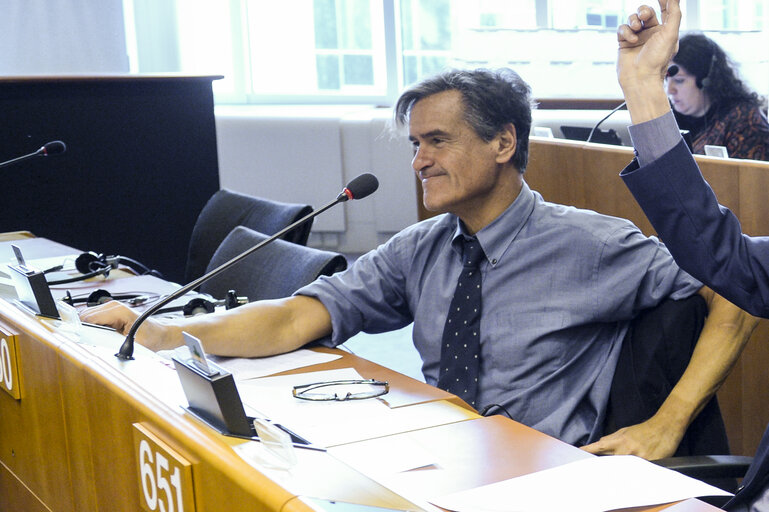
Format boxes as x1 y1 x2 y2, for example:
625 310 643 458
127 0 768 106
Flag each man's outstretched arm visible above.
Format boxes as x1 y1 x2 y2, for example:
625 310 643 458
80 295 333 358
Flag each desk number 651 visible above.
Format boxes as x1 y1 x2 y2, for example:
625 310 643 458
133 423 194 512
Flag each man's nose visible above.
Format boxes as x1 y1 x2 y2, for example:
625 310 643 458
412 146 432 170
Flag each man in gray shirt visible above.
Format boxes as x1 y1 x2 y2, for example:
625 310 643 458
82 67 755 458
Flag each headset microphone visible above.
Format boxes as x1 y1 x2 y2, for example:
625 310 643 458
65 288 247 314
46 251 164 286
699 47 718 89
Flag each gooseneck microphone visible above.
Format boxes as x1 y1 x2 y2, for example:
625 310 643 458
115 172 380 360
0 140 67 169
586 102 626 144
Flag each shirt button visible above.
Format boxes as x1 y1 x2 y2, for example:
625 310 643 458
491 258 497 265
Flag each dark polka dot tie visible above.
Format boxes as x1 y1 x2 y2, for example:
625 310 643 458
437 236 484 408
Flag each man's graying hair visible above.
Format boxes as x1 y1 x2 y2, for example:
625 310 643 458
395 68 535 173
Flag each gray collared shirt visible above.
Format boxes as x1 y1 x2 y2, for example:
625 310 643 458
297 182 701 446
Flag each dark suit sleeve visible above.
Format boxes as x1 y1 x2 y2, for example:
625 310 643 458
620 139 769 318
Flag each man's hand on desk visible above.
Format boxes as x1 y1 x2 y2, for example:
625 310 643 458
580 412 683 460
79 301 176 352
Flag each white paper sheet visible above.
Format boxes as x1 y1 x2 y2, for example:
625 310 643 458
237 368 389 442
159 346 342 380
213 350 342 380
330 434 438 477
237 368 471 447
429 455 732 512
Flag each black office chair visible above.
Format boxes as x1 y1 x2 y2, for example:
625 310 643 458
185 189 313 283
604 294 743 502
199 226 348 301
653 455 752 482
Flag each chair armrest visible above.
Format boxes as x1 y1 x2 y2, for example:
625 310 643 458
652 455 753 479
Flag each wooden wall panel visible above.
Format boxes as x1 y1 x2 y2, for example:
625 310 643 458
525 137 589 208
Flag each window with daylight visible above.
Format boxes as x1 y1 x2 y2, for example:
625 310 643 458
123 0 769 104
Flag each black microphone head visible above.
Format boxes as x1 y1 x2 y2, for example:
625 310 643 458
40 140 66 156
340 173 379 201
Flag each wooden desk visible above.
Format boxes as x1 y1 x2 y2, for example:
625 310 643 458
0 237 720 512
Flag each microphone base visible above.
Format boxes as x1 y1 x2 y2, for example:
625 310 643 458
115 338 136 360
172 356 254 437
8 264 60 319
172 356 312 445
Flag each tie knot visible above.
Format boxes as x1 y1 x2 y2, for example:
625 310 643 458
460 236 484 268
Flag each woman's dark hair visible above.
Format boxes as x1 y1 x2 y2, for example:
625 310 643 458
673 33 763 111
394 68 535 173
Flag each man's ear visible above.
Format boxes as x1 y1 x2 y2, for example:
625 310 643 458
495 123 517 164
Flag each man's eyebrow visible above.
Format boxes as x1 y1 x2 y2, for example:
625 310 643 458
409 129 450 141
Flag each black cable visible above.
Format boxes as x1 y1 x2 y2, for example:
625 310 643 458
47 266 111 285
61 289 161 308
117 256 163 278
46 254 162 286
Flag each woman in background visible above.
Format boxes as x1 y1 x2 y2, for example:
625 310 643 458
666 32 769 160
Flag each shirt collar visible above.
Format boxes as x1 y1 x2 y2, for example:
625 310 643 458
450 181 536 267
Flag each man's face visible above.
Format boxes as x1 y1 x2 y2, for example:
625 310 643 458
408 90 511 220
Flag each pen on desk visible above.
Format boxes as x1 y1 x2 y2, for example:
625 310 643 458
277 424 310 445
81 321 118 332
249 435 327 452
290 442 326 452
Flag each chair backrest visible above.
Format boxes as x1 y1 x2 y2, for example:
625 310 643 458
199 226 348 301
605 294 730 457
185 189 313 283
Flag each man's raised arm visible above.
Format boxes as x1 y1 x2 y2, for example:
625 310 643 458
616 0 680 124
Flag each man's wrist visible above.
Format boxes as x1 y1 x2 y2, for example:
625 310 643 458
656 392 698 432
621 80 670 124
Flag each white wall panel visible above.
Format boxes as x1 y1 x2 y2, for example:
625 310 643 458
367 111 419 236
214 105 630 254
214 105 419 254
214 105 359 234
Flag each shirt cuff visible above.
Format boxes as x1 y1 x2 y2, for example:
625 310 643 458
627 111 681 167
